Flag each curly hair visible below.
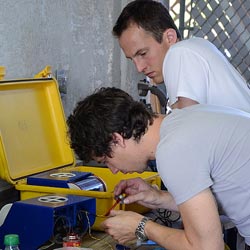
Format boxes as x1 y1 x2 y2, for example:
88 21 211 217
67 87 156 163
112 0 182 43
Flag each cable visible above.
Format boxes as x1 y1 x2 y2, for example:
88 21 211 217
81 210 114 250
146 209 181 228
37 241 55 250
37 210 113 250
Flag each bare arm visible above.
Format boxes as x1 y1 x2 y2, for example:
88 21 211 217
171 96 199 109
146 188 224 250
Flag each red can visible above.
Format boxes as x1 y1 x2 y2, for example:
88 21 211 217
63 233 81 247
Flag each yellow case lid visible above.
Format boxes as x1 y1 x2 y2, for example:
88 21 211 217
0 78 75 184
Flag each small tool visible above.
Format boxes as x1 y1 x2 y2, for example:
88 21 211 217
105 194 125 216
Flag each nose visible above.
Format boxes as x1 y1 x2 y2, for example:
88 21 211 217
108 165 119 174
133 58 146 73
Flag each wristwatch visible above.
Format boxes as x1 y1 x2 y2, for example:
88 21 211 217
135 216 151 241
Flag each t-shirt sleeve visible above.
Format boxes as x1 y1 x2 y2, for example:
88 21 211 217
163 46 209 106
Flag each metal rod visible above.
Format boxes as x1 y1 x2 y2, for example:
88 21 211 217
179 0 186 38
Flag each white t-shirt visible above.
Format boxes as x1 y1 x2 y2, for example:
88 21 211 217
156 104 250 244
163 37 250 112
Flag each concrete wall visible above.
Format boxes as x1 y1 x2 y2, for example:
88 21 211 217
0 0 142 116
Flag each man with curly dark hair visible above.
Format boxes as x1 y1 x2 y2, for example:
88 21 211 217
67 87 156 165
67 87 250 250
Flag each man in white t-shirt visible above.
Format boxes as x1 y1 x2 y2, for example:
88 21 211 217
112 0 250 112
67 87 250 250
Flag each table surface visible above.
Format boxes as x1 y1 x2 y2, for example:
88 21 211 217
81 231 163 250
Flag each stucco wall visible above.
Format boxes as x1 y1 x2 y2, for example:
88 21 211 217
0 0 142 116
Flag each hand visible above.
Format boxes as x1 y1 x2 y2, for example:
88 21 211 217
101 210 143 244
114 177 165 209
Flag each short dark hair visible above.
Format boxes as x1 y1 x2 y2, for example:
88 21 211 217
67 87 156 163
113 0 181 43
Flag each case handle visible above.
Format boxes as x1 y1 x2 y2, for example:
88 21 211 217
0 66 6 80
34 65 52 78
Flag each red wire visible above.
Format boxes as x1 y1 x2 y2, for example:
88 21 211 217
105 197 122 216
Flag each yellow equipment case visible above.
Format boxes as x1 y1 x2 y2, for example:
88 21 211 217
0 72 161 230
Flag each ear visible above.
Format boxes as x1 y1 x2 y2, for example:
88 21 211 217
112 132 126 148
162 28 178 45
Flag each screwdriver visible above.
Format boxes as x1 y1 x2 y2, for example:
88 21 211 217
105 194 125 216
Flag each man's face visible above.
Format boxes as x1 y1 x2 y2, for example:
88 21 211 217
94 138 149 174
119 23 171 84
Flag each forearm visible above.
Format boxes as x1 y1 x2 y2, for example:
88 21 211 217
144 221 224 250
146 189 225 250
145 221 189 250
171 97 199 109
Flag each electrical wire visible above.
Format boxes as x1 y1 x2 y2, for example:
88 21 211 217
146 208 181 228
81 210 114 250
